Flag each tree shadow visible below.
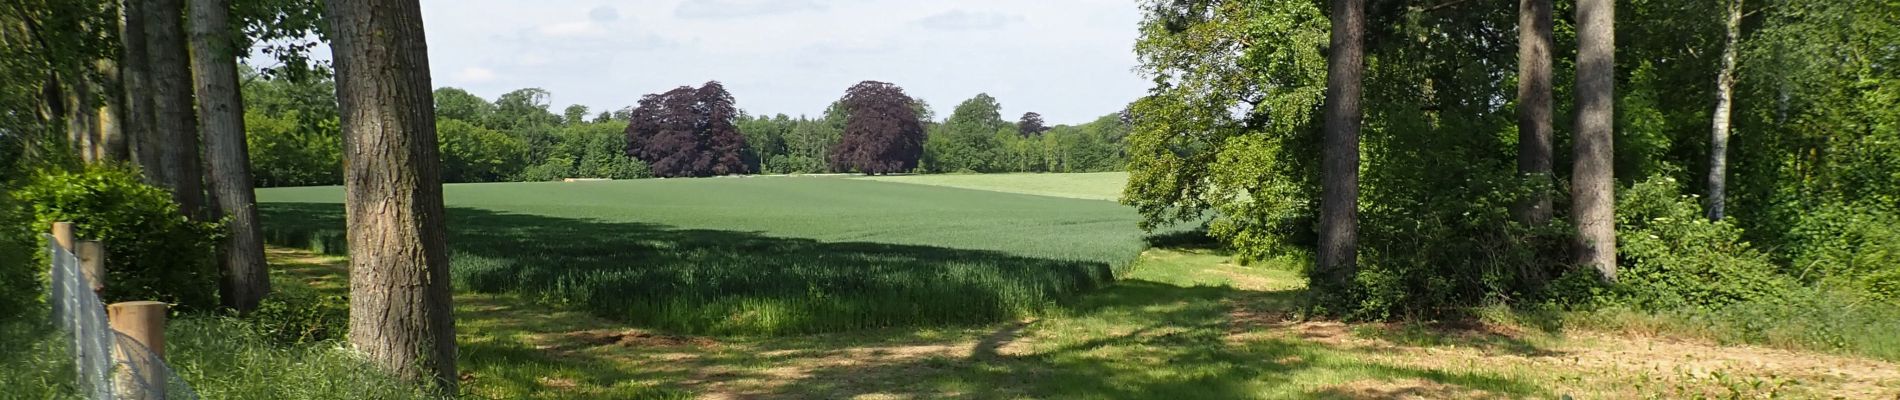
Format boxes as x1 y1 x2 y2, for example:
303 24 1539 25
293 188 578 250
258 203 1116 336
736 278 1548 399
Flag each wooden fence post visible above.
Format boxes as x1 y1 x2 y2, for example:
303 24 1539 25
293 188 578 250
51 221 74 251
76 240 106 293
109 301 167 400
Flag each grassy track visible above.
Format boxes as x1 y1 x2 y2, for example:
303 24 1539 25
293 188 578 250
257 177 1152 335
856 172 1130 201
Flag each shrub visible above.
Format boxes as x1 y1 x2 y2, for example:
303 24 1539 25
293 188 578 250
1785 205 1900 300
0 188 38 324
249 288 348 344
1611 177 1792 309
14 165 223 310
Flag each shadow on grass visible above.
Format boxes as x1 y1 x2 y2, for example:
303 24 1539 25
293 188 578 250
258 203 1115 336
740 279 1548 399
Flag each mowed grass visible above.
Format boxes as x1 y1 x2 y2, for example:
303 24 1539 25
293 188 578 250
257 177 1154 335
857 172 1130 201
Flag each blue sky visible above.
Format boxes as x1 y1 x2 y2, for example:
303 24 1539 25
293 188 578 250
360 0 1149 125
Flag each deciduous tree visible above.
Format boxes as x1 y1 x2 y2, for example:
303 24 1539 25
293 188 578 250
1316 0 1367 296
146 0 207 217
829 81 924 175
1573 0 1618 281
191 0 269 312
1018 112 1047 137
324 0 458 390
1515 0 1555 227
625 81 749 177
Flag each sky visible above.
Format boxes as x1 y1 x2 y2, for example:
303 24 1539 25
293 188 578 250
321 0 1149 125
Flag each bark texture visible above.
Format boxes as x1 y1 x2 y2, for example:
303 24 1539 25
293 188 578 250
1318 0 1367 293
121 0 158 171
1707 0 1742 221
1516 0 1555 226
143 0 205 216
94 52 126 162
1573 0 1617 281
190 0 269 312
325 0 459 391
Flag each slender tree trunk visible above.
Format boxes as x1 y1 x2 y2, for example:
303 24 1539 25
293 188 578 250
326 0 458 391
1572 0 1617 281
1706 0 1742 221
1516 0 1555 227
95 1 127 163
95 53 126 162
121 0 158 171
144 0 206 216
65 73 97 162
190 0 269 312
1318 0 1366 295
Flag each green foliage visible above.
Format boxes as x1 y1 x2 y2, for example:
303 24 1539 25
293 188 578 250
515 121 651 181
15 165 222 310
243 70 344 187
257 177 1144 335
249 287 348 344
1784 206 1900 300
1612 177 1792 308
0 187 37 324
245 109 343 187
438 118 530 183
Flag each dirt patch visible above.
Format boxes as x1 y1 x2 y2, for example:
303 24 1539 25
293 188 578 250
570 329 720 348
1314 378 1512 399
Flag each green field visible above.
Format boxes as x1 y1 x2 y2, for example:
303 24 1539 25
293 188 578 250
258 176 1153 335
857 172 1130 201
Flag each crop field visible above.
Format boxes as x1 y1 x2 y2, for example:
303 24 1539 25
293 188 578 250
257 176 1153 335
856 172 1130 201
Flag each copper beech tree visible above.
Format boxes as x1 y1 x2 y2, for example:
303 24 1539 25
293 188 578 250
625 81 749 177
829 81 924 175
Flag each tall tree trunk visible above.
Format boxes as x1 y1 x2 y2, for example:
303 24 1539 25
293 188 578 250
1318 0 1366 295
121 0 158 171
65 73 97 162
1706 0 1742 221
1572 0 1617 281
95 53 126 162
95 1 127 164
1516 0 1555 227
143 0 206 216
326 0 458 391
190 0 269 313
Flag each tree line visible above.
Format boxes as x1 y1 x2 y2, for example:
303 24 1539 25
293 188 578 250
1125 0 1897 318
242 76 1129 183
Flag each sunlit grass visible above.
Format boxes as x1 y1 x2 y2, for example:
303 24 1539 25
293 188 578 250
857 171 1130 201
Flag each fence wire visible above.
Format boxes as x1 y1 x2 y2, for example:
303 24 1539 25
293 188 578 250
46 235 199 400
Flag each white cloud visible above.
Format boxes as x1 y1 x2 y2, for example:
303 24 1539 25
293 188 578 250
675 0 826 19
452 66 497 83
537 21 606 37
351 0 1149 124
915 10 1023 31
588 6 619 22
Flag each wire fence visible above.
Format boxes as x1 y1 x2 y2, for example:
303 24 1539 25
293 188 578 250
46 234 198 400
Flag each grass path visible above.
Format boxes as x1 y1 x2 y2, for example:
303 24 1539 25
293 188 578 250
267 247 1900 399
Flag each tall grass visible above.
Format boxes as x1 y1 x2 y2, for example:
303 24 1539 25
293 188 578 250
258 177 1152 335
1561 287 1900 361
0 315 426 399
